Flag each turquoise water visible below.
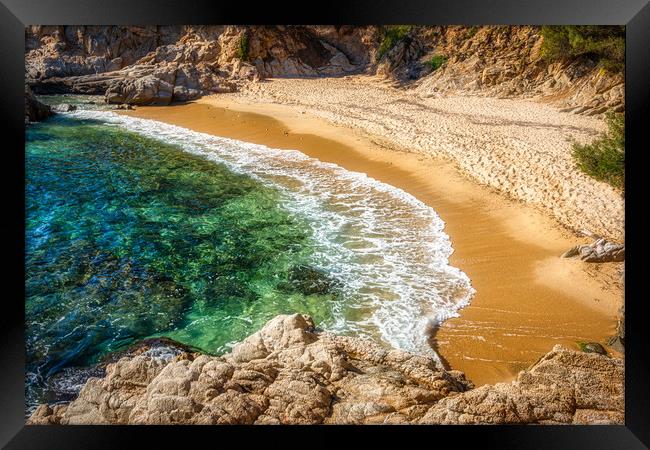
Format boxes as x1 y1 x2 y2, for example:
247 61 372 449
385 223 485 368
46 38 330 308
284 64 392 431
26 115 338 408
26 102 474 412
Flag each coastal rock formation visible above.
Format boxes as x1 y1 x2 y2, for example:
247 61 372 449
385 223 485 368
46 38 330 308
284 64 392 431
27 314 623 425
246 26 361 78
562 238 625 262
376 32 427 81
25 26 169 79
25 26 623 113
25 26 367 105
25 84 53 123
27 26 244 104
411 26 624 115
419 344 624 424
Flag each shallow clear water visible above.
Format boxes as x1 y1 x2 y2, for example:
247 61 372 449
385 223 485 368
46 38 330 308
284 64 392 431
25 104 474 411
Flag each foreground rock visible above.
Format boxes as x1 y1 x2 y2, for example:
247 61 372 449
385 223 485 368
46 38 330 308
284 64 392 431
28 314 623 425
419 344 623 424
25 85 53 124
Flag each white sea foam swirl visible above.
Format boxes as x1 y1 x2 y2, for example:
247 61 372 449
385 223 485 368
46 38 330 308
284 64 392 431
70 110 476 361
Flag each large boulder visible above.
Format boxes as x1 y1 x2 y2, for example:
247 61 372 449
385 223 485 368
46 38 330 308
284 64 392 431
27 314 623 425
106 74 174 105
25 85 53 124
103 63 238 105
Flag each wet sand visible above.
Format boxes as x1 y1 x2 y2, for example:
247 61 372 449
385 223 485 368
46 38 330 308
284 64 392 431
120 100 623 386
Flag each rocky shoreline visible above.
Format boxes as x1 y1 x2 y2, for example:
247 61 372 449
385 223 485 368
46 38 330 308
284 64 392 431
26 26 623 114
28 314 624 425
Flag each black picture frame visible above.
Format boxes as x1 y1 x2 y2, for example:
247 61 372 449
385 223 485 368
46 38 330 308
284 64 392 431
1 0 648 447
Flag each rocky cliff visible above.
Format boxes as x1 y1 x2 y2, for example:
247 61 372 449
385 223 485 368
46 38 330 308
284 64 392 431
25 26 623 114
387 26 624 115
28 314 624 425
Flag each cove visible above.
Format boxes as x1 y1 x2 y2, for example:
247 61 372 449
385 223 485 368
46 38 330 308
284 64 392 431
25 115 335 408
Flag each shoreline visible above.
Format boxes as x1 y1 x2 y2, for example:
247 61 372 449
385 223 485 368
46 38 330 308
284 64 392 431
120 96 623 386
235 77 625 242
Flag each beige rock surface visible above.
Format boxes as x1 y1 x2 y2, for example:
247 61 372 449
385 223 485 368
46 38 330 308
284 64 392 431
28 314 623 425
25 26 623 115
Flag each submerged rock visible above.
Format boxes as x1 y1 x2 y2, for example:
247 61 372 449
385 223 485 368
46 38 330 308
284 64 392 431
52 103 77 112
27 314 623 425
279 265 340 296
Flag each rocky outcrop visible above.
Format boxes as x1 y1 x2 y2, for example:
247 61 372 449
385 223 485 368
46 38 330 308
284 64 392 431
24 26 368 105
419 344 624 424
27 314 623 425
376 33 428 81
27 26 246 104
562 237 625 262
25 26 173 79
408 26 624 115
25 84 53 124
245 26 361 78
25 26 623 113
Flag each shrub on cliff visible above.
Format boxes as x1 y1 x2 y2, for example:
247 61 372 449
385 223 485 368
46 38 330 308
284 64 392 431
237 31 250 62
540 26 625 72
377 25 412 60
573 112 625 190
425 55 447 71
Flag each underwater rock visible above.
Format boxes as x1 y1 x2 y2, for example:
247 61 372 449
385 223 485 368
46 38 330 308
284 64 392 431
279 265 340 296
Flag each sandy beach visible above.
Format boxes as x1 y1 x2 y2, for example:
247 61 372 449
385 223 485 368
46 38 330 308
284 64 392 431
235 76 625 241
120 77 624 386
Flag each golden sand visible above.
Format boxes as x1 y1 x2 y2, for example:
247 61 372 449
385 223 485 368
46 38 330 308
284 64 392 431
120 99 623 386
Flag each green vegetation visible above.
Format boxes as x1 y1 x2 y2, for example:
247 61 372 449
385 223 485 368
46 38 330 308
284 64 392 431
377 25 412 60
237 31 250 61
425 55 447 71
572 112 625 190
540 26 625 72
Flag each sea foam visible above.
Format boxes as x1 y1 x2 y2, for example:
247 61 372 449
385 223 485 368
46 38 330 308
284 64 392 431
69 110 475 359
